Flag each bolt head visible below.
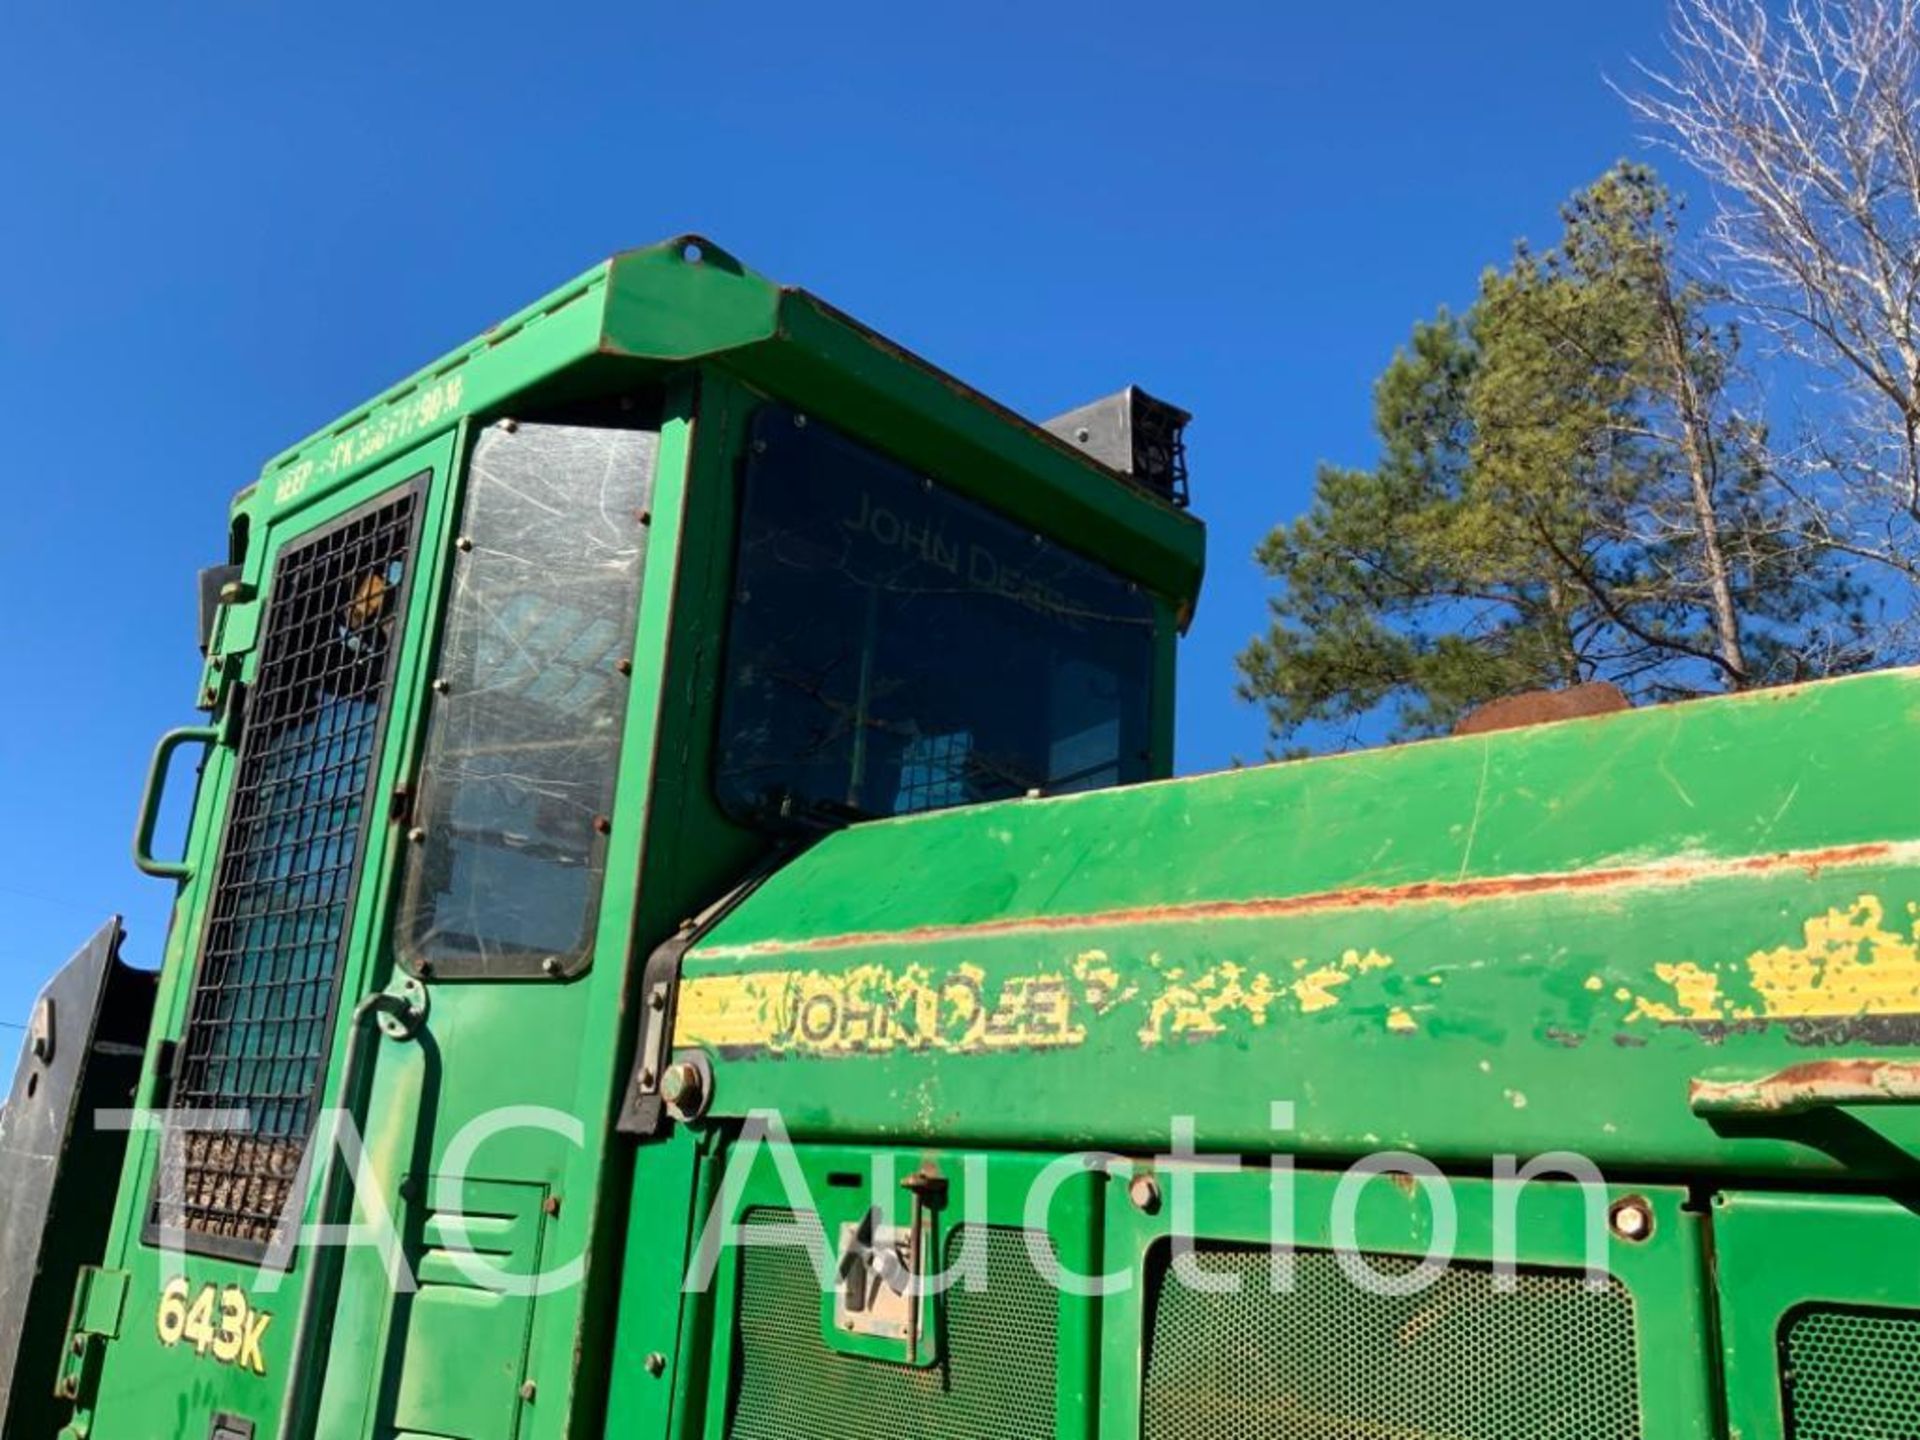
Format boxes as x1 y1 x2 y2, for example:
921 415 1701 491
645 1351 667 1378
1609 1196 1654 1242
660 1061 702 1108
1128 1173 1162 1214
29 997 54 1065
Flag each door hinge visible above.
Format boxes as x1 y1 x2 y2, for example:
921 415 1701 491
56 1266 128 1408
150 1039 179 1110
216 680 249 750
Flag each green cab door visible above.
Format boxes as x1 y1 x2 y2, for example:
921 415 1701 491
313 405 671 1440
83 433 457 1440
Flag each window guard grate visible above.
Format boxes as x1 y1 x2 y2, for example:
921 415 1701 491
154 483 422 1255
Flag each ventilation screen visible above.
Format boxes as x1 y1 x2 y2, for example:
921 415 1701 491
158 485 420 1253
726 1210 1057 1440
1142 1245 1640 1440
1784 1305 1920 1439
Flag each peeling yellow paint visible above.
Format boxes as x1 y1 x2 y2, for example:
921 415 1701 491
1657 962 1724 1020
1386 1007 1418 1033
1628 962 1724 1024
1292 965 1351 1014
682 942 1402 1056
1288 948 1392 1017
1141 959 1286 1044
1746 895 1920 1018
1070 948 1135 1014
1626 893 1920 1025
676 960 1084 1057
1583 975 1604 992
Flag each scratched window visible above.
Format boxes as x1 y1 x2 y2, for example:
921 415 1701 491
716 404 1156 826
398 415 656 978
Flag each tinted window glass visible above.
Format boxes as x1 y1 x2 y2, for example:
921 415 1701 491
399 419 656 977
717 406 1155 825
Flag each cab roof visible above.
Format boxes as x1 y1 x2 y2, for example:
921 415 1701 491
251 235 1206 611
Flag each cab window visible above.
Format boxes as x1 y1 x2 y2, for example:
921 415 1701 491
398 414 657 978
716 404 1155 826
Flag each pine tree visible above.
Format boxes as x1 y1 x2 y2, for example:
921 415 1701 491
1238 164 1870 753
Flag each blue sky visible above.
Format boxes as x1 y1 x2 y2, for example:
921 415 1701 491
0 0 1678 1024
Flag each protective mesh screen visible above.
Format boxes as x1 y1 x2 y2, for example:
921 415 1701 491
1783 1306 1920 1440
1142 1245 1640 1440
159 487 419 1251
726 1209 1056 1440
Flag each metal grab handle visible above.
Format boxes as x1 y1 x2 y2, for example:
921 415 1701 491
132 726 219 880
1690 1060 1920 1117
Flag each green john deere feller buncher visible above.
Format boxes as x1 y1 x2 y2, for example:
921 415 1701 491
4 237 1920 1440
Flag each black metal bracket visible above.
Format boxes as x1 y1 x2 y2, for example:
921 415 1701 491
617 845 805 1138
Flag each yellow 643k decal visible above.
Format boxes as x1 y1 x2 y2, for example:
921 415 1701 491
155 1278 272 1376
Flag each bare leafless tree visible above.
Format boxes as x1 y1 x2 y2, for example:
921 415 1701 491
1624 0 1920 588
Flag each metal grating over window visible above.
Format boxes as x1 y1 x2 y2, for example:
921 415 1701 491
1783 1305 1920 1440
156 485 421 1254
1142 1245 1641 1440
726 1210 1057 1440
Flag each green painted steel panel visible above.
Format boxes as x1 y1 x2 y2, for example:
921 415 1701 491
1715 1191 1920 1440
1140 1250 1638 1439
675 668 1920 1176
726 1217 1056 1440
388 1178 547 1439
1782 1307 1920 1440
1097 1168 1716 1440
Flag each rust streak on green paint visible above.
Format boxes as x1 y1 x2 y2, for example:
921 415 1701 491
696 839 1913 961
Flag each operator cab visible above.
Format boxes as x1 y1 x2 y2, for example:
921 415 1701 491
13 237 1205 1440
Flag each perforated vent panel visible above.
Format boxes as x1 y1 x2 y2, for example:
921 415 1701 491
1784 1306 1920 1440
158 486 420 1252
726 1210 1056 1440
1142 1246 1641 1440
